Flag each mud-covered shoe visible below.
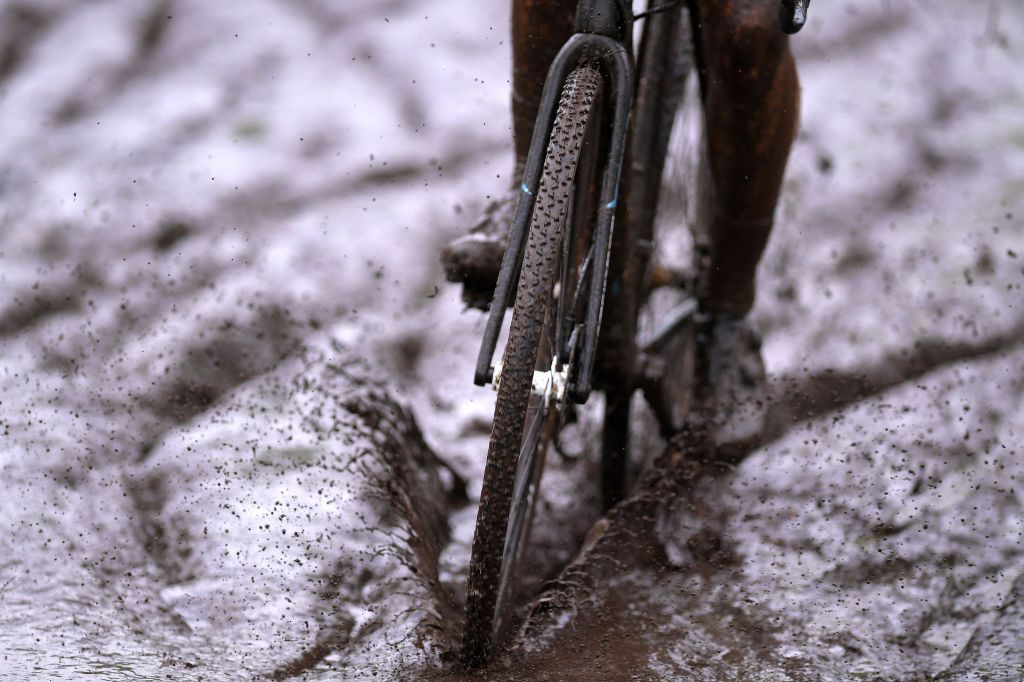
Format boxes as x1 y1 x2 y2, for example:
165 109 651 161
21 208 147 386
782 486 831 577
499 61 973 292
440 193 515 310
700 314 768 446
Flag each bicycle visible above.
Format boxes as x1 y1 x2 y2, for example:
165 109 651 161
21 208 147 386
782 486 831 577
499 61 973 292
460 0 811 667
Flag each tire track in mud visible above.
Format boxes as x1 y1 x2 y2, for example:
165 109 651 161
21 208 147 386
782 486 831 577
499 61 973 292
270 382 462 679
476 324 1024 680
90 158 489 679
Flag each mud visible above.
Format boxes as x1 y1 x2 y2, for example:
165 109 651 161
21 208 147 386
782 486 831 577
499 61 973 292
1 0 1022 680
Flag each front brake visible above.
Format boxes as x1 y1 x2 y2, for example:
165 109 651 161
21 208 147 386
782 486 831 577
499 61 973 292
779 0 811 34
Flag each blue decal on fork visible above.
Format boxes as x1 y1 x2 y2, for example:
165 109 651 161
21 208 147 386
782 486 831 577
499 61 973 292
606 175 622 209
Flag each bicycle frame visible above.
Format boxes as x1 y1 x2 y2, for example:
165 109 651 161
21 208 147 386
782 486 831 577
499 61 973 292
474 0 635 404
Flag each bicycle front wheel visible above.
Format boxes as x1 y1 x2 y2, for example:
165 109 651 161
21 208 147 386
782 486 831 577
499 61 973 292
461 64 603 668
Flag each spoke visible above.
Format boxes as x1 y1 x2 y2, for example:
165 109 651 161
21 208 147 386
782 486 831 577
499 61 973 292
555 192 576 362
495 395 551 632
544 309 557 364
519 398 547 465
571 246 594 319
554 285 568 365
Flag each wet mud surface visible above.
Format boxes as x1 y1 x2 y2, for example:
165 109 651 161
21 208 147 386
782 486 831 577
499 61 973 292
1 0 1023 679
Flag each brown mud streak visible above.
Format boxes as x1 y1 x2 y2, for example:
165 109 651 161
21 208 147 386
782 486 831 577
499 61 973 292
508 433 714 634
761 318 1024 447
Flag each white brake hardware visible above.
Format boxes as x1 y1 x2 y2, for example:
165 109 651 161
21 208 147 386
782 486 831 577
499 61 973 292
532 356 566 406
491 357 566 406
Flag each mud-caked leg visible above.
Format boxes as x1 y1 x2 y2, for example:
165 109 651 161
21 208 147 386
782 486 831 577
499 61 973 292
693 0 800 315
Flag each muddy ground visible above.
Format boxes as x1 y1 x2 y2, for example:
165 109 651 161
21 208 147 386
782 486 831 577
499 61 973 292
1 0 1022 680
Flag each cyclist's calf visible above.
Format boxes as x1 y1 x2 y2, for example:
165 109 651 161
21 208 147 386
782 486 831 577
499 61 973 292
692 0 800 315
696 0 792 104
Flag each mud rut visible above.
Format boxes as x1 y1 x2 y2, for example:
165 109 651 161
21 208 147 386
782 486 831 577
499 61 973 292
438 324 1024 677
1 1 1023 680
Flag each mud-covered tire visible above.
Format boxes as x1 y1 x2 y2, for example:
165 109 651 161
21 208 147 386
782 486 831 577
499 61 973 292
461 65 603 668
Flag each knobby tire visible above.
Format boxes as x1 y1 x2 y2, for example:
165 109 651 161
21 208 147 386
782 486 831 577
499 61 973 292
461 65 603 668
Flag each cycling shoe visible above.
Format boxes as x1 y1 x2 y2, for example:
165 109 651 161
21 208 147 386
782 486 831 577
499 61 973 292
440 193 515 310
700 314 768 447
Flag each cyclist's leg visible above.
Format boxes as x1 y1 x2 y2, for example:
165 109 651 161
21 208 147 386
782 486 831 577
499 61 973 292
693 0 800 316
685 0 799 443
